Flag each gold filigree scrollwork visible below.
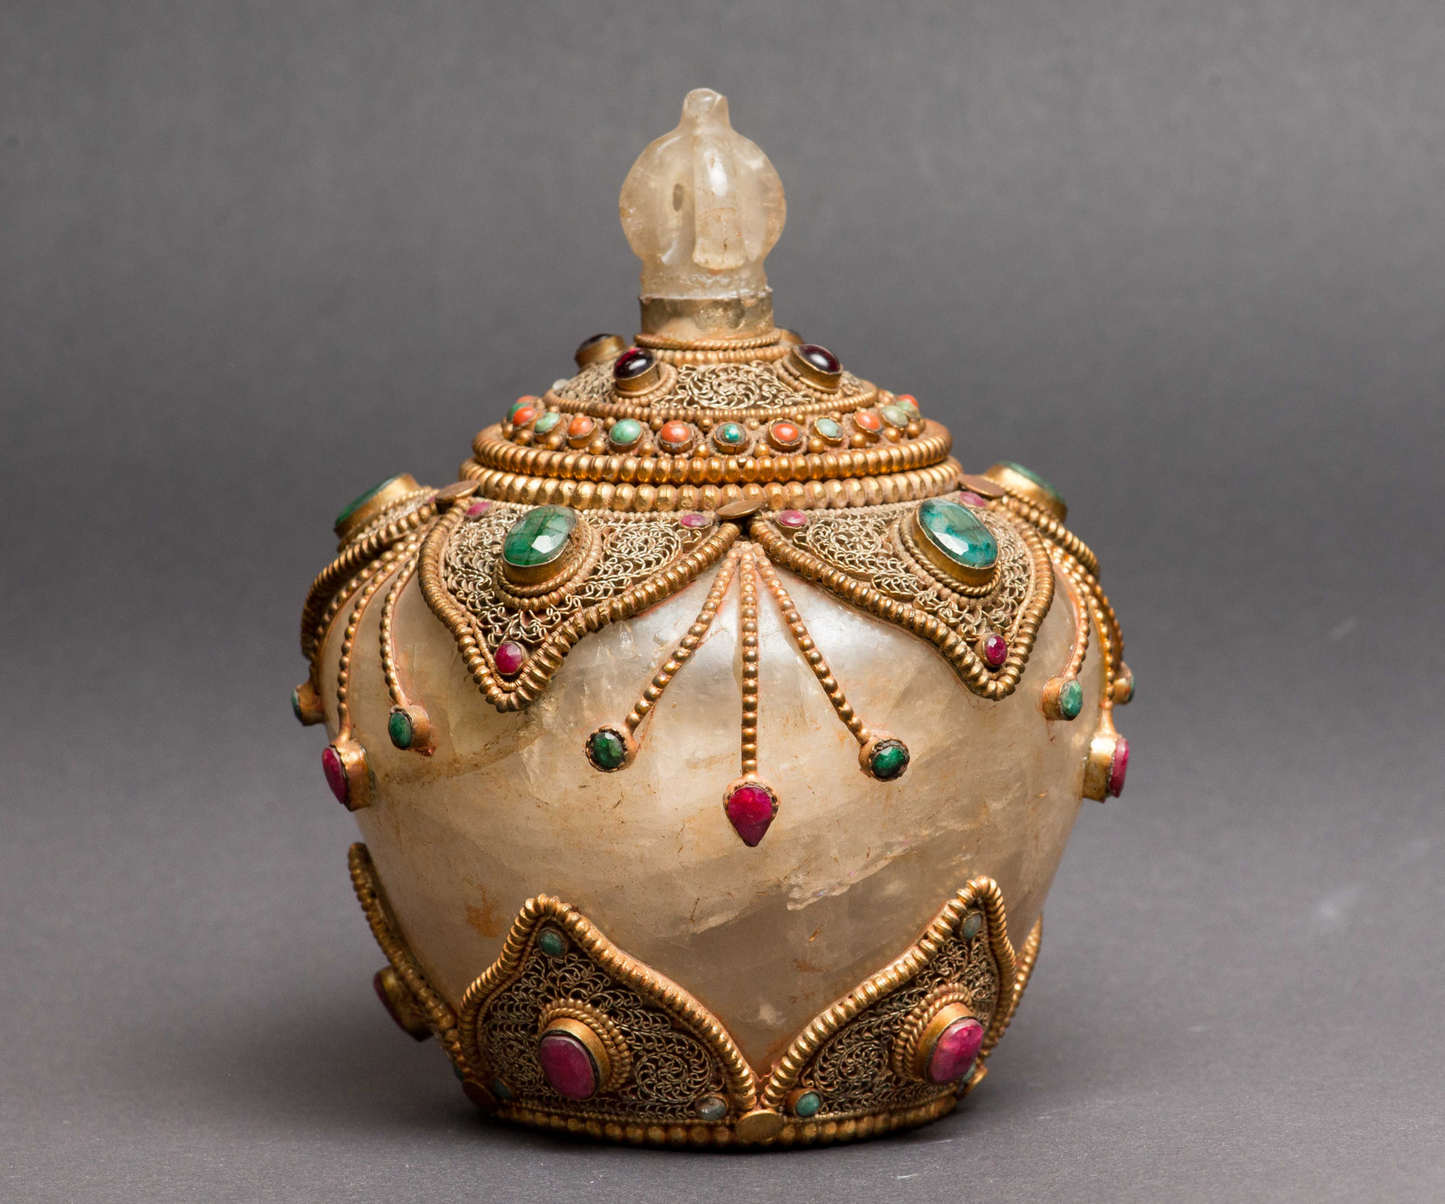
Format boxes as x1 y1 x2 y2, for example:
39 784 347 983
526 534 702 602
350 849 1045 1148
760 879 1018 1127
752 499 1054 701
417 504 740 712
672 362 810 409
457 896 758 1138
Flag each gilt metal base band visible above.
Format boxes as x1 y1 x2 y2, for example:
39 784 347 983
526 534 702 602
348 843 1042 1148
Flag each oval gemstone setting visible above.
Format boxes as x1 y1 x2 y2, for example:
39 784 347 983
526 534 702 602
502 505 577 570
538 1030 600 1100
916 499 998 574
608 417 644 448
926 1016 985 1084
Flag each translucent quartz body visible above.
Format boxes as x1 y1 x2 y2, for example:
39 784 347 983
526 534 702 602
322 558 1101 1068
619 89 785 302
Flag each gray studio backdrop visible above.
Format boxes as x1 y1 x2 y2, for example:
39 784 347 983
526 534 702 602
3 2 1442 1202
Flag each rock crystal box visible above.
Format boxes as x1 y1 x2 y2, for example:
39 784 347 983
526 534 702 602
294 89 1133 1148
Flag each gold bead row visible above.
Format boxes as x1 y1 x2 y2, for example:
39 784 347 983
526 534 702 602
336 536 421 736
753 550 869 746
300 499 437 660
635 328 785 353
474 421 951 485
348 844 470 1073
739 545 761 775
624 546 743 735
379 550 420 707
497 1093 958 1148
995 492 1124 678
999 493 1099 577
459 459 962 516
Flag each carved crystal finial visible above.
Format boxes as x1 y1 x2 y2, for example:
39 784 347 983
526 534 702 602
620 89 786 337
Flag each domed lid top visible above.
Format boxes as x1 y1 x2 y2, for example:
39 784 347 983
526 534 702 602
464 92 967 516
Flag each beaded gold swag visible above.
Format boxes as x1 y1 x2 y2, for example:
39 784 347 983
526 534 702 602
294 89 1132 1147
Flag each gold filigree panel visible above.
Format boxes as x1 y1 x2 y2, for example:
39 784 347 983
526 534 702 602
352 846 1044 1147
457 896 758 1127
417 504 739 711
751 497 1055 700
760 879 1020 1119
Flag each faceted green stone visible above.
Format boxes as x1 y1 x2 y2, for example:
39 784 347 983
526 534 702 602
387 708 414 750
916 499 998 570
813 417 842 441
961 912 983 940
537 929 567 958
588 728 627 771
793 1090 822 1118
999 460 1062 503
334 475 401 527
1059 678 1084 720
717 423 745 445
502 505 576 568
870 740 910 781
534 411 562 434
880 404 911 428
609 417 644 447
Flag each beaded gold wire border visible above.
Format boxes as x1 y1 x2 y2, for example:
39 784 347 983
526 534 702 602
348 843 472 1075
416 506 741 712
750 505 1055 701
349 842 1045 1148
300 496 439 665
760 878 1019 1111
456 894 761 1117
471 420 951 489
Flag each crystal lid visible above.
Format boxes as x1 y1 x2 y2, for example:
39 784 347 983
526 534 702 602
465 89 960 515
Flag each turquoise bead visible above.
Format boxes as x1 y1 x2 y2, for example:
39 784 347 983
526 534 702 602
534 411 562 434
792 1090 822 1118
999 460 1062 503
1059 678 1083 720
961 912 983 940
695 1095 728 1121
916 499 998 571
538 929 567 958
716 423 745 445
609 417 644 447
813 417 842 441
880 404 911 429
502 506 576 569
